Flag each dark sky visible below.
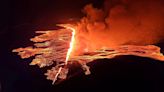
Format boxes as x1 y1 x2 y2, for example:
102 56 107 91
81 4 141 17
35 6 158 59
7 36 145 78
1 0 164 92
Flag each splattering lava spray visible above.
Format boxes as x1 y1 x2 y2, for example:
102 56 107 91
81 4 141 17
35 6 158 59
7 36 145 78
12 0 164 84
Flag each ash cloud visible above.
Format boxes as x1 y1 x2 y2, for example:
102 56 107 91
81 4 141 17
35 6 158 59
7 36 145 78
75 0 164 53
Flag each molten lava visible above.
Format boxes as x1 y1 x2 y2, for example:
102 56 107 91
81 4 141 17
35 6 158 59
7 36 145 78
52 25 76 84
65 26 76 64
12 25 164 84
12 0 164 84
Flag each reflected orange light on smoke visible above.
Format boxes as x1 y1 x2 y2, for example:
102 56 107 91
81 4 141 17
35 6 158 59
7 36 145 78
12 0 164 84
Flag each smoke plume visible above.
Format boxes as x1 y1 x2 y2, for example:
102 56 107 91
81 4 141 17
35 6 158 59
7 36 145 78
74 0 164 54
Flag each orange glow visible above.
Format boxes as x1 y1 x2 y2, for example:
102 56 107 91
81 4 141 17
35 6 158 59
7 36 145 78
12 0 164 84
52 67 62 84
65 26 76 64
51 26 76 84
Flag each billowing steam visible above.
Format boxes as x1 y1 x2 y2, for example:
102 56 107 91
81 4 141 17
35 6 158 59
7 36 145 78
73 0 164 55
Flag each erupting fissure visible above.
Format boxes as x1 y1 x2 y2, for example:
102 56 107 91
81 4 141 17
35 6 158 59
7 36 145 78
65 27 76 64
12 25 164 84
12 0 164 84
52 26 76 84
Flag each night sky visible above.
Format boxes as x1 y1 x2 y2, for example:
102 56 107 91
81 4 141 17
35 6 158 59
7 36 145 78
1 0 164 92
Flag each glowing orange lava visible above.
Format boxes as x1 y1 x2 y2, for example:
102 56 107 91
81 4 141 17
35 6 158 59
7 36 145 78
65 27 76 64
52 26 76 84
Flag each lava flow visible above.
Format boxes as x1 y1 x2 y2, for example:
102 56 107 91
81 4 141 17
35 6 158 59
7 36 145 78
52 25 76 84
12 0 164 84
64 26 76 64
12 24 164 84
12 24 78 84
